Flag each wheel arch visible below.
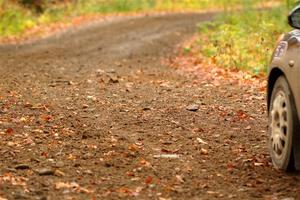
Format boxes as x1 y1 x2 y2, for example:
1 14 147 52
267 67 285 113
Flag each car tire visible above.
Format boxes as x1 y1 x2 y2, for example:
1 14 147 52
269 76 297 171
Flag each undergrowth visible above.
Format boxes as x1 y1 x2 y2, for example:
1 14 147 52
0 0 276 37
196 5 291 75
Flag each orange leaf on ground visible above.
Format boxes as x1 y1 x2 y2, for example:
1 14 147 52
145 176 153 184
5 128 13 134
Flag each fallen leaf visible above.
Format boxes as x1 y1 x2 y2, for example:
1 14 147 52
145 176 153 184
5 128 13 134
132 186 143 196
197 138 208 145
54 169 65 177
128 144 139 152
7 141 15 147
236 110 249 120
126 172 135 177
55 181 79 190
41 115 53 122
227 162 236 171
20 117 27 122
118 187 132 195
176 175 185 183
200 148 208 155
140 158 151 167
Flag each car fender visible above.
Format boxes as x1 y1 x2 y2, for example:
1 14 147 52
269 31 300 169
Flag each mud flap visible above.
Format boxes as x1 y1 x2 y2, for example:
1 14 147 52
293 131 300 170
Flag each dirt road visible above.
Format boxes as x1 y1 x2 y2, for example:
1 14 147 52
0 13 299 200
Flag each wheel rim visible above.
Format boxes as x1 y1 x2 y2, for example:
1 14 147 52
270 91 289 159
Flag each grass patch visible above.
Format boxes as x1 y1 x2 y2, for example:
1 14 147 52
197 4 292 75
0 4 35 36
0 0 278 37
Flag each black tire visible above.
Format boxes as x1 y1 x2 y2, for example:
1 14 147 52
269 76 297 171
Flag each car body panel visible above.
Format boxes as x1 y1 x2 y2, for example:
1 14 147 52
269 30 300 119
268 29 300 169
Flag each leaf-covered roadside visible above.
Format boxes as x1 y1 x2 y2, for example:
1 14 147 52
167 35 267 91
195 6 290 75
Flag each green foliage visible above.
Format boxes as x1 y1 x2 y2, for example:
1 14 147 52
183 46 191 54
0 0 278 37
154 0 262 10
74 0 157 14
197 5 290 75
286 0 300 9
0 4 36 36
